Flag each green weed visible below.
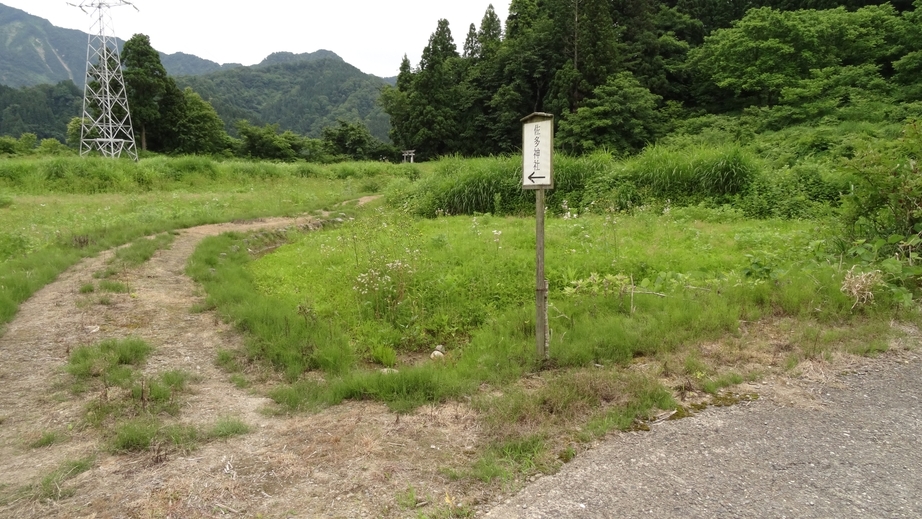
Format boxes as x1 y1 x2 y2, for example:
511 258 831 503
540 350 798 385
371 344 397 368
162 424 200 453
31 457 94 502
67 337 153 386
216 349 242 372
209 417 251 439
396 485 418 509
28 431 61 449
93 266 119 279
160 369 193 391
110 418 205 454
229 374 250 389
113 233 175 268
98 280 129 293
472 436 549 483
110 419 159 452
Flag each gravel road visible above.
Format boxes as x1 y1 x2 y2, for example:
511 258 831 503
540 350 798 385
485 353 922 519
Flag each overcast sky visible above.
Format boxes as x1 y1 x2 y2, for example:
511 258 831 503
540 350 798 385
3 0 508 77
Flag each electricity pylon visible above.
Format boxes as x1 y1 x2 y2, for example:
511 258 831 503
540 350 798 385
71 0 138 161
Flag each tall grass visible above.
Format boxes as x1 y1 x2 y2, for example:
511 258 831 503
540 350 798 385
0 155 411 195
383 114 905 220
623 144 760 201
386 153 612 217
193 206 884 413
386 146 760 217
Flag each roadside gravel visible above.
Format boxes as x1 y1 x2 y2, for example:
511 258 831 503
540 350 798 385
485 353 922 519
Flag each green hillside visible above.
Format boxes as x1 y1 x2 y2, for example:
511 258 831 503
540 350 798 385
0 4 87 87
175 55 392 141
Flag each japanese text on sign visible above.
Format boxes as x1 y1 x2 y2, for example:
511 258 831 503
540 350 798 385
522 118 553 189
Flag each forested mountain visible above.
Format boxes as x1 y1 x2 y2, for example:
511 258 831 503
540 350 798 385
0 4 392 143
0 3 239 87
0 5 87 88
383 0 921 159
0 49 392 144
174 55 392 141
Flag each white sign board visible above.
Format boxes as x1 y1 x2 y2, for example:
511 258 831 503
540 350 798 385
522 118 553 190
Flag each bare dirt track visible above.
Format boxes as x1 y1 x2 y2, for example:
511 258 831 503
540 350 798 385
0 213 491 519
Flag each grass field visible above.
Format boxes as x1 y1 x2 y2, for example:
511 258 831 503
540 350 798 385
0 141 918 508
179 191 914 489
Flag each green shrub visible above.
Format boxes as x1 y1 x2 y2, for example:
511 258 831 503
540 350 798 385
0 136 18 155
169 155 219 180
841 120 922 240
38 138 71 156
293 162 325 178
0 159 34 184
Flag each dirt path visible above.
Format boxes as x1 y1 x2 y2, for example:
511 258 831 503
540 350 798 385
0 210 488 518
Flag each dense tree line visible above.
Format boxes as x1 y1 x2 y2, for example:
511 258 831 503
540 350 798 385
0 81 81 142
382 0 922 159
120 35 234 155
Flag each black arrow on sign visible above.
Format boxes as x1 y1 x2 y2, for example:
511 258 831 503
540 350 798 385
528 171 546 183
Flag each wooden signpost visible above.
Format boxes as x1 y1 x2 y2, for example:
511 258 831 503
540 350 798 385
521 112 554 359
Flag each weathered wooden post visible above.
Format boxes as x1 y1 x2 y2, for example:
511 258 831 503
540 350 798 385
521 112 554 360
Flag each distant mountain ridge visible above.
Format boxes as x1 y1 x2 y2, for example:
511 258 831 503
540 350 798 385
0 3 393 143
0 3 247 86
175 55 391 141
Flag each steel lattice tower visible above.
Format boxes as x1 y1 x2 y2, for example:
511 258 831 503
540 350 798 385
74 1 138 161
